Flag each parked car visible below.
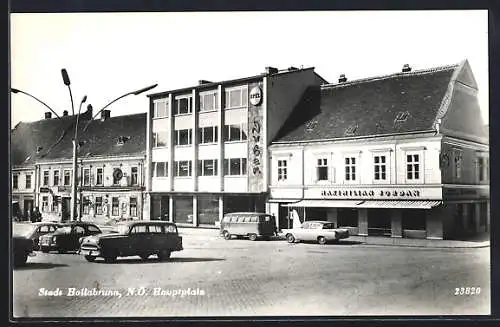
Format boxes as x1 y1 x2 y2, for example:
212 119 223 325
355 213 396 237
282 221 350 244
220 212 277 241
12 224 36 266
12 222 61 250
78 221 183 263
39 222 102 253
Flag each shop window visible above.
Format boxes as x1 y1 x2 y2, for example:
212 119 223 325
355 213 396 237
225 86 248 109
43 171 50 186
174 129 192 146
199 91 218 111
53 171 59 186
25 174 32 189
52 196 60 212
131 167 138 185
95 197 103 215
13 174 18 189
83 168 91 186
223 123 248 142
154 162 168 177
224 158 247 176
153 98 169 118
277 159 287 181
96 168 103 185
112 197 119 216
173 196 193 224
153 131 169 147
198 195 219 225
174 160 192 177
317 158 328 181
402 209 427 230
198 159 218 176
83 196 90 214
41 196 49 212
174 95 192 115
198 126 218 144
63 170 71 186
345 157 356 181
338 208 358 227
130 197 137 217
406 154 420 180
374 155 387 180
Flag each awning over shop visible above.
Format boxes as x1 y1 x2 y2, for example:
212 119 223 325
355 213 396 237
352 200 442 209
282 200 442 209
283 200 363 208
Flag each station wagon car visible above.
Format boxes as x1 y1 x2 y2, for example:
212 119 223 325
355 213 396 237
283 221 350 244
78 221 183 263
39 222 102 253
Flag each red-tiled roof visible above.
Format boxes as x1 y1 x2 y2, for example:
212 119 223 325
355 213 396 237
273 65 459 143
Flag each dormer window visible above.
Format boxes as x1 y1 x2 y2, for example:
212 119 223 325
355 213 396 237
36 146 43 153
117 136 130 145
394 111 410 123
344 124 358 136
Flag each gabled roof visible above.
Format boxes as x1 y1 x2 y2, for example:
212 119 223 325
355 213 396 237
11 112 146 166
273 63 461 143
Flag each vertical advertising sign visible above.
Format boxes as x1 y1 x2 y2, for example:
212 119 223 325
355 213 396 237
248 82 264 192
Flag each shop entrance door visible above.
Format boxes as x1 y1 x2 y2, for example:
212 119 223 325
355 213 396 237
368 209 392 236
61 197 71 222
23 199 33 220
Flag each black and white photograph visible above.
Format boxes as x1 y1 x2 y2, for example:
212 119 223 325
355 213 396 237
9 10 490 318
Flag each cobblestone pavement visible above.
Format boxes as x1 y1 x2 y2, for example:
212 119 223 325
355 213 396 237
12 235 490 318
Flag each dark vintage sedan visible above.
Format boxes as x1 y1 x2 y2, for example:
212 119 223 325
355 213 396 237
78 221 183 263
39 222 102 253
12 224 36 266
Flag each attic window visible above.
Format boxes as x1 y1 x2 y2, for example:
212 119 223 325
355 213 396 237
117 136 130 145
24 156 31 162
305 120 318 132
394 111 410 123
344 124 358 136
36 146 43 153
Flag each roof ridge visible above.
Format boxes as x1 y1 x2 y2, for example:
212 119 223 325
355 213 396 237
321 63 459 90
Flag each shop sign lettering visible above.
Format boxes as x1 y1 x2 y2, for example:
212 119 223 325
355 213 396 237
320 189 421 198
251 117 262 176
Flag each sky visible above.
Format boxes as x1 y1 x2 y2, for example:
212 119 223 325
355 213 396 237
10 10 489 127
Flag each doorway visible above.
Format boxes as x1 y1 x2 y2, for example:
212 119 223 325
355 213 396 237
62 197 71 222
23 199 33 220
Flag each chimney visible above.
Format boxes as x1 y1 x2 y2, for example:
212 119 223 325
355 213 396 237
85 104 93 119
265 66 278 75
338 74 347 83
402 64 412 72
198 80 212 85
63 110 68 116
44 112 52 119
101 109 111 121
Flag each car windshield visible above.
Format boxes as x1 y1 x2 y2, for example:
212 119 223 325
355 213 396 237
111 224 130 234
57 226 72 233
12 224 34 237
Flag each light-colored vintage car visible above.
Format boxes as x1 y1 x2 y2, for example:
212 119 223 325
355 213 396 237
282 221 349 244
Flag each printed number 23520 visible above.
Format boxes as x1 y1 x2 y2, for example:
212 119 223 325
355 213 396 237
455 287 481 295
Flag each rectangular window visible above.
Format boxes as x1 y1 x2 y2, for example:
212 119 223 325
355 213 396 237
223 123 248 142
43 171 49 186
153 98 169 118
199 91 218 112
225 86 248 109
154 162 168 177
112 197 119 216
374 155 387 180
198 126 218 144
174 160 192 177
345 157 356 181
130 197 138 216
53 170 59 186
198 159 218 176
406 154 420 180
317 158 328 181
174 129 193 146
96 168 103 185
174 95 193 115
41 196 49 212
95 197 103 215
131 167 138 185
83 196 90 214
13 174 18 189
83 168 90 186
63 170 71 186
278 160 287 181
52 196 59 212
153 131 169 147
113 169 121 185
224 158 247 176
25 174 32 189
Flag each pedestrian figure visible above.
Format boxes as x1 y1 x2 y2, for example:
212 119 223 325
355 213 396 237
32 207 42 223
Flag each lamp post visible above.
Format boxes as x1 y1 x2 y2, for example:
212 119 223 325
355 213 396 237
11 88 61 119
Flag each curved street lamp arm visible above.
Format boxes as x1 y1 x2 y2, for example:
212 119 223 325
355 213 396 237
10 88 61 119
66 85 75 116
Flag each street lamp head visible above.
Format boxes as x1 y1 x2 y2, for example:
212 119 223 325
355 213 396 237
81 95 87 103
61 69 71 86
11 88 20 94
132 84 158 95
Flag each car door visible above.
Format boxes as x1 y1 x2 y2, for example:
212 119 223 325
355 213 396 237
128 224 149 256
148 224 163 253
303 223 320 241
293 222 309 240
71 225 86 250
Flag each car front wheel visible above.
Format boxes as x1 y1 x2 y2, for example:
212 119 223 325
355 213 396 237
84 255 96 262
248 233 258 241
286 234 296 243
318 236 327 245
222 230 231 240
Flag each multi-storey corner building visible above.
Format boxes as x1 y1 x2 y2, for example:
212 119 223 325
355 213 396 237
144 67 327 226
11 108 147 222
268 60 489 240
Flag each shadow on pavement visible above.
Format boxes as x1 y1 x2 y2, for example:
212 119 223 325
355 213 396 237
14 262 69 270
96 257 225 264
